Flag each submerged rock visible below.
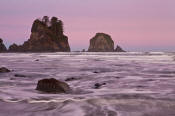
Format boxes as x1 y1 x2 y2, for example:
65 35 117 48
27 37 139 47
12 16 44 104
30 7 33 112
94 82 106 89
14 74 26 77
8 16 70 52
82 49 86 52
36 78 70 93
0 38 7 52
65 77 77 81
115 45 125 52
88 33 114 52
35 59 39 61
0 67 10 73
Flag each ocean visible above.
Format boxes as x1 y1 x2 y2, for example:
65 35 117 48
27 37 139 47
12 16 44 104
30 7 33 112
0 52 175 116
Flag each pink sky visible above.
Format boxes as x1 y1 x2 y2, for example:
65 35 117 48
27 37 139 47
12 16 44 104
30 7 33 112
0 0 175 51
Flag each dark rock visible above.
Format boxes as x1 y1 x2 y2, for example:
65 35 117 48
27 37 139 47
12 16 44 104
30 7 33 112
0 67 10 73
145 79 154 82
8 16 70 52
94 83 106 89
8 44 22 52
36 78 70 93
82 49 86 52
14 74 26 77
0 38 7 52
136 85 146 88
115 45 125 52
88 33 114 52
65 77 77 81
35 59 39 61
93 71 99 73
10 78 16 80
115 76 123 79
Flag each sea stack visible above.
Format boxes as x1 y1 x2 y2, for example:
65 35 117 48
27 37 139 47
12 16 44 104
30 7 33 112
0 38 7 52
88 33 114 52
9 16 70 52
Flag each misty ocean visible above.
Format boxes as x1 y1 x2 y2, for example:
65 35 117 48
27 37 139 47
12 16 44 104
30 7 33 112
0 52 175 116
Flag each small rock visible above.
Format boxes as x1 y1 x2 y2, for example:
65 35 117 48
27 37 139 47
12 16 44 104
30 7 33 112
115 45 125 52
10 78 15 80
115 76 123 79
136 85 145 88
35 59 39 61
0 67 10 73
94 83 101 89
93 71 99 73
65 77 76 81
145 79 154 81
14 74 26 77
82 49 86 52
36 78 70 93
94 83 106 89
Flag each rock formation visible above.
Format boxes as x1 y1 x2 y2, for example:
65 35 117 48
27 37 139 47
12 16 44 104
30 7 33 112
88 33 114 52
9 16 70 52
8 44 22 52
0 38 7 52
115 45 126 52
0 67 10 73
36 78 70 93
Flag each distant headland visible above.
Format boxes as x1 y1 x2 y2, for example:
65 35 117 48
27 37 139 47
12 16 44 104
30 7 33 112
0 16 125 53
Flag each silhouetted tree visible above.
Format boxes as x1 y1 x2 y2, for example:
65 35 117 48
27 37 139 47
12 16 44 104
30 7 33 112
51 17 58 25
50 17 58 35
31 19 41 32
42 16 49 26
58 20 64 35
50 17 64 37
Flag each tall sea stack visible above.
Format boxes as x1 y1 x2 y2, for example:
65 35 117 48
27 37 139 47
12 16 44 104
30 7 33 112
0 38 7 52
9 16 70 52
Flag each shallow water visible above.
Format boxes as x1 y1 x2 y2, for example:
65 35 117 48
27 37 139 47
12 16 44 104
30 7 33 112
0 52 175 116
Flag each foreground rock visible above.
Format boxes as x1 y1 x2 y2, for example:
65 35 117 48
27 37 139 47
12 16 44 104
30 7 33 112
36 78 70 93
88 33 114 52
9 16 70 52
0 38 7 52
115 45 126 52
0 67 10 73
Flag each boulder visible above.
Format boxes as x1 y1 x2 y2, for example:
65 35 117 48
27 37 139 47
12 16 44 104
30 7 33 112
0 67 10 73
115 45 125 52
0 38 7 52
36 78 70 93
88 33 114 52
8 16 70 52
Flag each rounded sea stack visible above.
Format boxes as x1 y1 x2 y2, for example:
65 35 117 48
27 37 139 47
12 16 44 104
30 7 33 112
88 33 114 52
